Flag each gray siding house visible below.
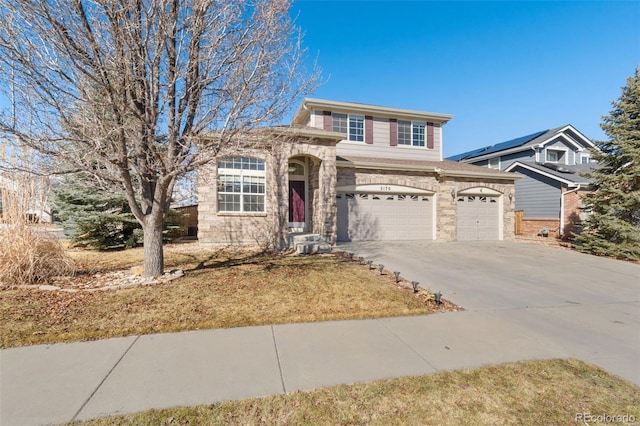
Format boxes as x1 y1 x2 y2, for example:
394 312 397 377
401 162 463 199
447 125 598 238
197 99 519 249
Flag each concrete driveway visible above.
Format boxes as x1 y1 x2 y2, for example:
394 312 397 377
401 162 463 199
337 240 640 384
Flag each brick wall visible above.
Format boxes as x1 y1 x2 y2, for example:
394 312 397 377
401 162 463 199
520 218 561 238
563 188 590 238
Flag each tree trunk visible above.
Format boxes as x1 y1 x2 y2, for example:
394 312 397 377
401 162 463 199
142 216 165 278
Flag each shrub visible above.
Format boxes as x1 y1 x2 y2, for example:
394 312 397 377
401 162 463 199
0 224 74 289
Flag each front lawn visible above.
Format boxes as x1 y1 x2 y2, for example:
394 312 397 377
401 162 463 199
1 244 453 348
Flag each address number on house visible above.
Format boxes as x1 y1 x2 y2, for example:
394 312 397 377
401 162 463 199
379 186 392 192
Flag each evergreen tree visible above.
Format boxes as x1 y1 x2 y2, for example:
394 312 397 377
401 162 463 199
53 175 142 250
576 68 640 260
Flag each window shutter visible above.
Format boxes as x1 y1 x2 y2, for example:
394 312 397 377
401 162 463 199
323 111 332 131
427 122 434 149
389 118 398 146
365 116 373 144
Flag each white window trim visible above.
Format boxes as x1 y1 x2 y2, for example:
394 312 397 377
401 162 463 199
348 114 364 142
488 157 501 170
217 158 266 214
397 120 426 148
545 148 568 164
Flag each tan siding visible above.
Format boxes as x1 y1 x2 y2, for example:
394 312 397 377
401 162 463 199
336 138 442 161
309 109 323 129
372 117 389 145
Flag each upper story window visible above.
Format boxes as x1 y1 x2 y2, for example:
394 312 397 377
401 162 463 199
580 155 591 164
398 120 426 147
546 149 565 163
348 114 364 142
488 157 500 169
217 156 266 213
332 113 347 134
332 113 364 142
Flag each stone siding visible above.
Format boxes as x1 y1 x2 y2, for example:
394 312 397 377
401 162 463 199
197 138 337 249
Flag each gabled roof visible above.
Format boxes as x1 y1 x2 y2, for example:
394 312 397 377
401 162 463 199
292 98 453 126
447 125 596 163
505 161 597 186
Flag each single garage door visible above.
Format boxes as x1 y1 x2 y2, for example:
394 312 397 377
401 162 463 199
457 195 500 241
336 193 434 242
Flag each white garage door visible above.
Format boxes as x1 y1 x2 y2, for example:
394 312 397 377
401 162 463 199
457 195 500 241
336 193 434 242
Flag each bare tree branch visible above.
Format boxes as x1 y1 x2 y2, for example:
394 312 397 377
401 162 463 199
0 0 320 276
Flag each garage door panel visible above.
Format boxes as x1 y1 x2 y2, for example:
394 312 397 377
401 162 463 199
337 193 433 242
457 196 499 241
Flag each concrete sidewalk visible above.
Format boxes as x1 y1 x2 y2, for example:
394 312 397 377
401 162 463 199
2 241 639 425
2 311 575 426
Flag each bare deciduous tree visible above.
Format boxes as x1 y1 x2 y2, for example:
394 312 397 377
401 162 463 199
0 0 319 277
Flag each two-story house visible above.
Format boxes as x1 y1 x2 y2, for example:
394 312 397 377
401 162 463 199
197 99 518 249
447 125 599 238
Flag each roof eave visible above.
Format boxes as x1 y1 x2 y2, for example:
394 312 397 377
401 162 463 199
505 161 591 186
438 170 521 181
337 159 519 180
336 159 439 173
298 98 454 124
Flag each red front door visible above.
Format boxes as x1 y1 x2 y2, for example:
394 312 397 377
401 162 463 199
289 180 305 224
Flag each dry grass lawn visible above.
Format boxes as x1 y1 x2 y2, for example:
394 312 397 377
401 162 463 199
1 244 454 348
63 359 640 426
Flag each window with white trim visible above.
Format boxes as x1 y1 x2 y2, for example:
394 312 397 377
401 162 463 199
546 149 565 163
488 157 500 169
397 120 426 147
332 113 347 134
332 113 364 142
217 157 266 213
348 114 364 142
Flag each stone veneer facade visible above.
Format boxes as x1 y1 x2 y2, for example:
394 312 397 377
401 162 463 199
197 133 339 249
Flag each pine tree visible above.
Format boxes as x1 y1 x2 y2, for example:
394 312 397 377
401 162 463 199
53 175 142 250
576 68 640 260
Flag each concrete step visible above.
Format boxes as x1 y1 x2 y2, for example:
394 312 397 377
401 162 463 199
291 233 323 245
295 242 333 255
289 233 332 254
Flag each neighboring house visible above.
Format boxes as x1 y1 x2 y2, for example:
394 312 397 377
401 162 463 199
197 99 518 249
0 173 53 223
447 125 598 238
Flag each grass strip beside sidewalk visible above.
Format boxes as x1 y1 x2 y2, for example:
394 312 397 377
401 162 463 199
64 359 640 426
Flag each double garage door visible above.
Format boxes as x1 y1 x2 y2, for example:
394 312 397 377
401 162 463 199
336 191 501 242
336 193 434 242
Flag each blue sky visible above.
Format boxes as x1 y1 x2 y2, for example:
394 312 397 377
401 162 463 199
289 0 640 157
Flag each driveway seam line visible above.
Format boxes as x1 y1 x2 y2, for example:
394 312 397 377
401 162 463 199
375 318 440 372
271 325 287 394
71 335 140 422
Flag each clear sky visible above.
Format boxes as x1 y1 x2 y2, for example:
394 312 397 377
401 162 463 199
289 0 640 157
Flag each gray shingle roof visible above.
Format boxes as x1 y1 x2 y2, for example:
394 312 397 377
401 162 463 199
447 126 569 161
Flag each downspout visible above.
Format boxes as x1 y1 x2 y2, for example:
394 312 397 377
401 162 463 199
560 184 581 237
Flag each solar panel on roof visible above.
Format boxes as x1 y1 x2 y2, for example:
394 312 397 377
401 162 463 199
447 129 549 161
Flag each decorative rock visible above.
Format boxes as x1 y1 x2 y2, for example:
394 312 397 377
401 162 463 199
38 285 61 291
130 266 144 276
